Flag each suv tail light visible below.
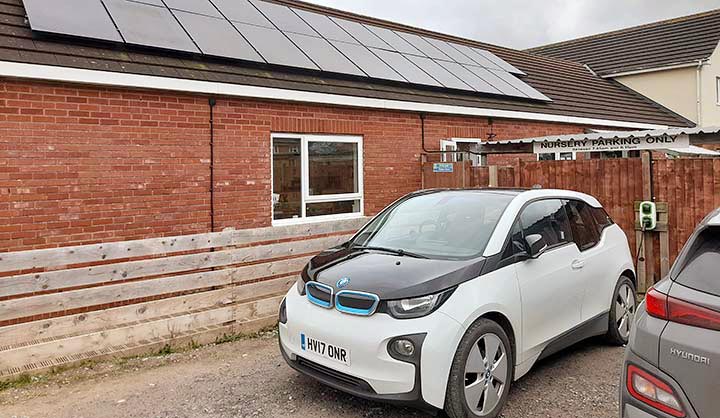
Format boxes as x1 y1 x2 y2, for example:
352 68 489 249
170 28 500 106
646 287 720 332
646 288 668 318
627 365 685 417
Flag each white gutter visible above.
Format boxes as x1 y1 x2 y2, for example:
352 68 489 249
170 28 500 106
601 62 701 78
0 60 669 130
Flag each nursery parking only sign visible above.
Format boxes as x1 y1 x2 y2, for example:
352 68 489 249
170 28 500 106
533 133 691 154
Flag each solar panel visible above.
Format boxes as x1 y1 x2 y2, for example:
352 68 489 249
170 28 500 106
24 0 549 102
365 26 421 55
286 33 365 76
293 9 357 44
396 33 448 60
164 0 222 18
436 61 501 94
331 18 389 50
404 55 470 90
370 49 441 87
330 41 405 82
173 10 263 62
250 1 317 36
424 39 475 65
103 0 200 53
463 65 526 97
210 0 272 27
233 22 318 70
490 69 550 100
131 0 163 5
473 48 525 75
22 0 122 42
450 44 503 71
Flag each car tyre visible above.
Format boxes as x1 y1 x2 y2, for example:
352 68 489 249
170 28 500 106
606 275 637 345
445 319 514 418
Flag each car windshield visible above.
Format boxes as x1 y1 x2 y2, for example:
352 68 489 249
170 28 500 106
350 191 515 259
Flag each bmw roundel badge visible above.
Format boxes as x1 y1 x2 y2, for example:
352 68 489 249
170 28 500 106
336 277 351 289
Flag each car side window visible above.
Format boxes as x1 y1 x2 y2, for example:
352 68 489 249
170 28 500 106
501 221 525 260
565 200 601 251
591 206 614 235
519 199 572 249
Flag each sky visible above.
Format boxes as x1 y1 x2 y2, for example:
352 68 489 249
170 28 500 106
303 0 720 49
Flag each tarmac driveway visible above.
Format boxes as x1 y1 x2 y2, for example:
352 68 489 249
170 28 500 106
0 330 623 418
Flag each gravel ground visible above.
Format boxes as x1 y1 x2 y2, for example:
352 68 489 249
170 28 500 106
0 331 623 418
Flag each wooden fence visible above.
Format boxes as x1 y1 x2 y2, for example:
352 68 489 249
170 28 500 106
422 158 720 290
0 218 367 380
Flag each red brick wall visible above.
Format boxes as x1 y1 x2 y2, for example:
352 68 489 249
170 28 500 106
1 79 593 252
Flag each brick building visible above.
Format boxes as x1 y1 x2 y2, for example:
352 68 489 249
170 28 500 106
0 0 693 252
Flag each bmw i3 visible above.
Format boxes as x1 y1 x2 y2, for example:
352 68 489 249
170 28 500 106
279 188 636 418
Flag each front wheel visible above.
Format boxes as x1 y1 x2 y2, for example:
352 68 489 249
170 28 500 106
606 276 637 345
445 319 514 418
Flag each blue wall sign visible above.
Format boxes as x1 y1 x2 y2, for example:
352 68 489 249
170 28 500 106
433 163 454 173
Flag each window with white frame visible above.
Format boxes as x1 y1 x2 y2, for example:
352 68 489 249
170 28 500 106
272 134 363 224
441 139 485 166
537 151 576 161
440 140 458 162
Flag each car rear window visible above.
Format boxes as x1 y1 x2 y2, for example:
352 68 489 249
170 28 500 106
565 200 601 251
675 226 720 296
591 207 614 235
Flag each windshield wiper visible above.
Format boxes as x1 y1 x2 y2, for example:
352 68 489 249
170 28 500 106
352 245 429 259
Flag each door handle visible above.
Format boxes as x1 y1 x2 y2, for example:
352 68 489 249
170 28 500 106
571 259 585 270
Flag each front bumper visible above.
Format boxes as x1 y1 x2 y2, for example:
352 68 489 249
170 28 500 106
279 286 463 409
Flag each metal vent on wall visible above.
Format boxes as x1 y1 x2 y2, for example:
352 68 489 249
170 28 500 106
21 0 552 102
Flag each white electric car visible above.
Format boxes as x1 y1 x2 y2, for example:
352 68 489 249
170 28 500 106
279 189 636 418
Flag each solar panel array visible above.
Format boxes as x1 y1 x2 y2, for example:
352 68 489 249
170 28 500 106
22 0 551 101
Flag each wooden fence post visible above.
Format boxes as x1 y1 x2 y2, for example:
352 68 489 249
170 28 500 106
659 205 671 278
637 152 655 293
488 165 499 187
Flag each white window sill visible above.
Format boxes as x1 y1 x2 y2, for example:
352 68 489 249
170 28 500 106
271 212 365 227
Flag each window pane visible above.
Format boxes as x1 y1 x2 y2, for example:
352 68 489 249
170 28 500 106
538 153 556 161
308 141 359 196
306 200 361 217
565 200 601 251
559 152 574 160
520 199 572 247
502 221 525 260
675 227 720 296
273 138 302 220
591 207 614 235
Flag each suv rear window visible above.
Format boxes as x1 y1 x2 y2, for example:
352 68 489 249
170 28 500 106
675 226 720 296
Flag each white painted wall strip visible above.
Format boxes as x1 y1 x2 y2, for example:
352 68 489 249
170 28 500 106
0 60 669 130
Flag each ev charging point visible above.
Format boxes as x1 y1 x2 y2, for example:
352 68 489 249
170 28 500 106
639 201 657 231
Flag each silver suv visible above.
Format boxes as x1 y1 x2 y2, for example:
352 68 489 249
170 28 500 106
620 207 720 418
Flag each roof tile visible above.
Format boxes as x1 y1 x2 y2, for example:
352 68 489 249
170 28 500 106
528 9 720 75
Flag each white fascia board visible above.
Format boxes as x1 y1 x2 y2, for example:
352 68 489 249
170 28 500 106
602 62 703 78
0 60 669 130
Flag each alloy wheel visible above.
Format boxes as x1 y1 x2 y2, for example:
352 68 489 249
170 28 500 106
616 283 636 339
463 333 507 416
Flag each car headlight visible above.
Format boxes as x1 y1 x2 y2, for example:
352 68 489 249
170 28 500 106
296 277 306 295
386 288 456 319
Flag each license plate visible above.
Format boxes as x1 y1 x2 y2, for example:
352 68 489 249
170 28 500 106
301 333 350 366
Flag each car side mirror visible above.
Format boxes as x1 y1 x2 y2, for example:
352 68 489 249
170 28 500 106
525 234 548 258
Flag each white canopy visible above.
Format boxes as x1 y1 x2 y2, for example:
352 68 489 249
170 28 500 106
666 145 720 156
476 126 720 155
